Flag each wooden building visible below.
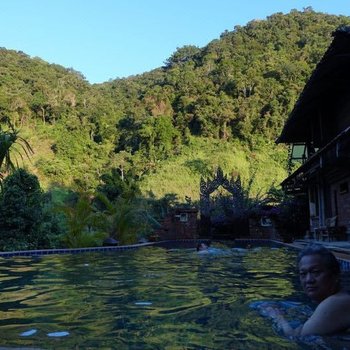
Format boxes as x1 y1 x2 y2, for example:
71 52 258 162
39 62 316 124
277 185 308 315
277 26 350 240
152 208 198 240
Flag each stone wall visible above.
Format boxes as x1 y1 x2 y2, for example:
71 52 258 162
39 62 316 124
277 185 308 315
248 217 280 240
154 208 199 240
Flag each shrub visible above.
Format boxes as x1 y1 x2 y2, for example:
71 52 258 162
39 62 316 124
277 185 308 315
0 169 43 250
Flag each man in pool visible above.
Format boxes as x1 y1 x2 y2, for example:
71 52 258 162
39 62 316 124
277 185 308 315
196 242 209 252
265 244 350 336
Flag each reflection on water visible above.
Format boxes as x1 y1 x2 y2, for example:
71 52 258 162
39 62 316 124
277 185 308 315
0 244 339 349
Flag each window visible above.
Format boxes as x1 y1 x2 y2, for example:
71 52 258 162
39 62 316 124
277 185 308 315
179 213 188 222
291 143 307 161
290 143 318 165
260 216 272 227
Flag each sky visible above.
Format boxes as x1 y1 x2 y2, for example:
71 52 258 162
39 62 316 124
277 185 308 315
0 1 349 84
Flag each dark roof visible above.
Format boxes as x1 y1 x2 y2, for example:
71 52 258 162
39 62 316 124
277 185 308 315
277 26 350 144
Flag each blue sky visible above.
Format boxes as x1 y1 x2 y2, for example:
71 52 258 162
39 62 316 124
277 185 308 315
0 1 349 84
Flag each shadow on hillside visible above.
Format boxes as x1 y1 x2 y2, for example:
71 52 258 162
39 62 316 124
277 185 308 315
184 159 212 176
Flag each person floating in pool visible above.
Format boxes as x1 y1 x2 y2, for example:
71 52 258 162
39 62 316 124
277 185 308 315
196 242 209 253
263 244 350 336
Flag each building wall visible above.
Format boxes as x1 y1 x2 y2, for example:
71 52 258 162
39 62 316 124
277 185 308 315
248 217 280 239
330 177 350 235
154 209 198 240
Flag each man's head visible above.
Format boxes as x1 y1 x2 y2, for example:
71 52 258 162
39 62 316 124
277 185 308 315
298 245 341 303
196 242 208 251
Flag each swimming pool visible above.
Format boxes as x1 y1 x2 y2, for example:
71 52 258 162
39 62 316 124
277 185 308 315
0 243 347 349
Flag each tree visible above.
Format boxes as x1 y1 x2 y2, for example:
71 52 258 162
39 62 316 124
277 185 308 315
56 193 106 248
0 169 43 251
267 186 309 242
97 167 141 203
139 115 179 161
164 45 200 68
30 91 50 123
94 193 158 245
0 120 33 180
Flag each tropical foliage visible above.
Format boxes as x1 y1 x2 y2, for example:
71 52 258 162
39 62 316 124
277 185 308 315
0 9 347 199
0 168 62 251
94 194 151 245
0 120 33 180
55 193 107 248
267 186 309 242
0 9 349 249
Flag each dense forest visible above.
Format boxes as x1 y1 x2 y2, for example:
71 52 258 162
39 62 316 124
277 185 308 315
0 9 349 250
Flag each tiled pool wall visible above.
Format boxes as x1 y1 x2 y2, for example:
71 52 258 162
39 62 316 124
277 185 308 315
0 242 150 258
0 239 210 258
272 240 350 272
234 239 350 272
233 238 281 247
0 238 349 271
0 238 266 258
338 259 350 271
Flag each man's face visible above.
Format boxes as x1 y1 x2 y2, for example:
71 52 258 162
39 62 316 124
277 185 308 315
299 254 338 303
198 243 208 251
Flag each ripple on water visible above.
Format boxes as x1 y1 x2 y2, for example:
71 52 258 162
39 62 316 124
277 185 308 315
0 245 307 349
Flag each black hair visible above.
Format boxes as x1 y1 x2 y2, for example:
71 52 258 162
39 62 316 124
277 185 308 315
298 244 340 275
196 241 210 251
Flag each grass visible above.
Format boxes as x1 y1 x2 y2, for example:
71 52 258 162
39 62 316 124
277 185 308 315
17 125 288 203
140 137 288 201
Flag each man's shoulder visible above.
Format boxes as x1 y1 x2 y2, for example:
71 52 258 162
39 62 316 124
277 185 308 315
330 290 350 301
318 291 350 311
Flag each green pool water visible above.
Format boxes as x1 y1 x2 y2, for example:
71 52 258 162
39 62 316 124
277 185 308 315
0 244 340 349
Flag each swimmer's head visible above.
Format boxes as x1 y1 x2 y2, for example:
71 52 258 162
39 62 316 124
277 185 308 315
196 242 208 251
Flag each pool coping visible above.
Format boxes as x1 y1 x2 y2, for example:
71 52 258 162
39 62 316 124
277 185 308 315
0 239 209 258
276 240 350 271
234 238 350 271
0 238 349 271
0 242 154 258
0 238 275 258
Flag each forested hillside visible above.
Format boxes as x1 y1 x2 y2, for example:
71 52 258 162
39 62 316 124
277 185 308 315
1 9 349 200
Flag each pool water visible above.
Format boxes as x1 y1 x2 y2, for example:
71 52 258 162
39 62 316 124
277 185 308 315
0 244 346 349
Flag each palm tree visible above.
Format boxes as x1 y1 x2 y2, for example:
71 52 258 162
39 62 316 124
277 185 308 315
0 120 33 180
95 193 160 245
56 193 107 248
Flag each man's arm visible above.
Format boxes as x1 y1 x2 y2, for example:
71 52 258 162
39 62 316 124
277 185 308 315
301 296 350 336
263 307 302 336
263 295 350 337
